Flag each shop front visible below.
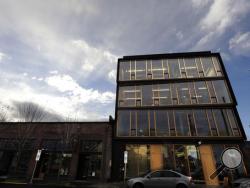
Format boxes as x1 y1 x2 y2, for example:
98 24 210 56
121 144 246 185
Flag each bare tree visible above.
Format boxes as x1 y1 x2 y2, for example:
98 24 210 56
15 102 47 122
11 102 47 175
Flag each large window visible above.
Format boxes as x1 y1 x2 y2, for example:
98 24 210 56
213 80 231 103
155 111 169 136
119 56 223 81
195 81 210 103
119 61 130 80
117 109 241 137
201 57 216 77
136 60 147 80
193 110 211 136
175 111 190 136
118 80 231 107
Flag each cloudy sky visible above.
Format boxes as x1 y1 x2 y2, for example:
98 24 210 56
0 0 250 137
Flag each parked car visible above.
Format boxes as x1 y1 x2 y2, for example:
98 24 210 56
232 178 250 188
126 170 193 188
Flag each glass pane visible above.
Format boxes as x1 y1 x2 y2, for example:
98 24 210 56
119 61 130 80
195 81 211 104
149 111 156 136
184 58 199 78
136 60 146 80
152 60 164 79
155 111 169 136
168 59 181 78
213 110 232 136
142 85 153 106
212 57 223 76
193 110 211 136
176 83 191 104
201 57 216 77
117 111 130 136
137 111 149 136
175 111 190 136
159 84 172 105
174 145 189 175
186 145 204 180
123 86 136 106
226 109 238 129
213 80 231 103
162 145 175 170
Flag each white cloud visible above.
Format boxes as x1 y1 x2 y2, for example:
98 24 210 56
229 32 250 56
200 0 250 33
0 52 6 62
191 0 211 8
23 73 28 76
108 69 117 83
45 74 115 104
49 70 58 74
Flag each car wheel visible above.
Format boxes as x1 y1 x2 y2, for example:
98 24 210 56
133 183 144 188
176 184 187 188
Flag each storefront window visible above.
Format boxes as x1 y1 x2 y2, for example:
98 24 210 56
213 80 231 103
174 145 189 175
186 145 204 180
117 111 130 136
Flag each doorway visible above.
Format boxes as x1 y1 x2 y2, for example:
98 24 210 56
76 153 102 180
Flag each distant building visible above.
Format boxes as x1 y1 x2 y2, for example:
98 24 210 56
112 51 247 185
0 121 112 181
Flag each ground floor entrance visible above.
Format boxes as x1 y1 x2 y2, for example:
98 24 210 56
76 153 102 180
117 143 247 186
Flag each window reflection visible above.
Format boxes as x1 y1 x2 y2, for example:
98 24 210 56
201 57 216 77
213 110 232 136
155 111 169 136
195 81 210 103
184 58 199 78
117 109 240 137
136 60 146 80
193 110 211 136
117 111 130 136
177 83 191 104
119 61 130 80
152 60 164 79
213 80 231 103
169 59 181 78
137 111 149 136
175 111 190 136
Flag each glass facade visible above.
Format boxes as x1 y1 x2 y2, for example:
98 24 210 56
118 80 231 107
126 144 204 181
119 56 222 81
117 109 241 137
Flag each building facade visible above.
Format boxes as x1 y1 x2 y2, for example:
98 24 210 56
0 121 112 181
112 51 247 185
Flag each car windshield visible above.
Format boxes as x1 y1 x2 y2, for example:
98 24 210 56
139 170 151 177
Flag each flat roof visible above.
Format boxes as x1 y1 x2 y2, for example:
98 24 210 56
120 51 216 60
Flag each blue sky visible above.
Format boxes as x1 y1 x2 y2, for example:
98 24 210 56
0 0 249 138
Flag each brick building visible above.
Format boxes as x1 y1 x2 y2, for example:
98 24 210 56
0 121 112 181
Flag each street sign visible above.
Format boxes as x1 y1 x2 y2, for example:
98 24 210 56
35 149 42 161
124 151 128 164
